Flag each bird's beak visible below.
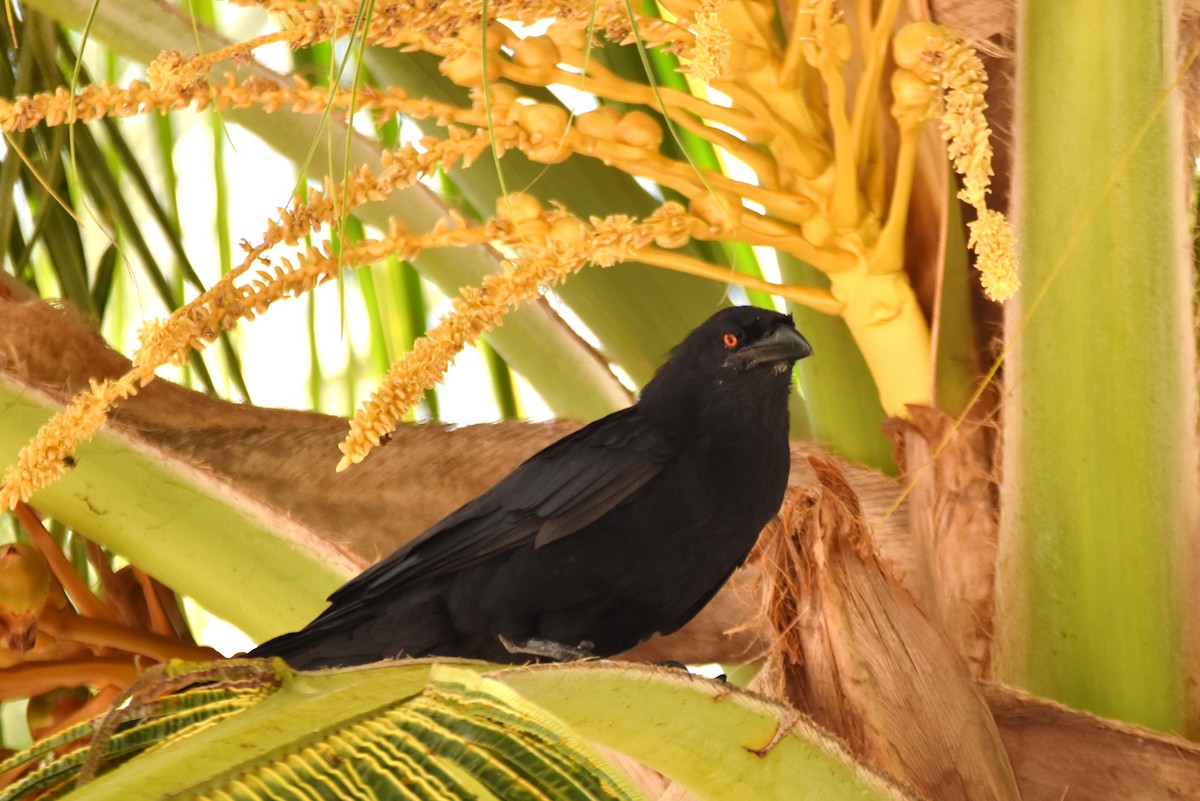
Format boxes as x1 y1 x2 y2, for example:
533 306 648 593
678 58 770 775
743 325 812 368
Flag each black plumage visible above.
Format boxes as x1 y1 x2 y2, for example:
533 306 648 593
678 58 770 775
252 306 811 667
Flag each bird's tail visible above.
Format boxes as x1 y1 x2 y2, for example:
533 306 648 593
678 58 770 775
247 586 455 669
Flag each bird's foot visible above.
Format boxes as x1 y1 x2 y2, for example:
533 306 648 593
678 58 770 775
499 635 595 662
651 661 726 682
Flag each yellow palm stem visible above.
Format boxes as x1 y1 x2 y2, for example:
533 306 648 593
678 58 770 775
870 118 920 275
819 54 862 228
828 266 932 415
510 60 770 142
631 248 844 314
848 0 903 168
778 0 814 89
666 109 784 189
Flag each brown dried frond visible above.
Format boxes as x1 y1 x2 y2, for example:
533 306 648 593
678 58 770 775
883 404 1001 679
756 462 875 683
755 498 809 678
755 456 1021 799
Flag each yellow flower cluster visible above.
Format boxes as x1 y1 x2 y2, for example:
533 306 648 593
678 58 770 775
968 209 1019 302
0 0 883 284
0 0 1015 496
0 126 510 507
691 0 731 82
337 194 841 467
893 22 1018 301
1 108 834 502
0 379 136 511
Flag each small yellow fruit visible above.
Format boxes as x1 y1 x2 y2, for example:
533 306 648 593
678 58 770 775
478 83 520 108
0 543 49 614
890 69 937 128
518 104 569 143
616 111 663 149
892 22 944 77
440 51 502 87
496 193 543 223
549 216 587 248
459 22 512 50
513 36 561 70
546 24 587 56
574 106 622 140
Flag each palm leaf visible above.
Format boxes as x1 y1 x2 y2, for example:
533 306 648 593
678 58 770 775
0 661 908 801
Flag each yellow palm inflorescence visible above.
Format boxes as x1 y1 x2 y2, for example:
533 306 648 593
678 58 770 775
0 0 1009 502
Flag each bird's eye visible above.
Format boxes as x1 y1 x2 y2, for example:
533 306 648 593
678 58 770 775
722 332 739 349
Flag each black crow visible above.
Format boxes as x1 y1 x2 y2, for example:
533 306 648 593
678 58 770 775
252 306 811 667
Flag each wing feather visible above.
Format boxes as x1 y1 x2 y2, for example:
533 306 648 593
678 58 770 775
328 408 674 604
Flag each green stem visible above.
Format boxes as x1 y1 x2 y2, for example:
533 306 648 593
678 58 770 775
479 337 519 420
999 0 1196 733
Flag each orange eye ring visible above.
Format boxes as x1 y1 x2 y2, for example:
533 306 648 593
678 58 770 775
722 332 739 349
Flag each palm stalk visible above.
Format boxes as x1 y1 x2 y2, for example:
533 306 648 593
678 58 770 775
998 0 1198 732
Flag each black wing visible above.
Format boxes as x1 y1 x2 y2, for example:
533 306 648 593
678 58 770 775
329 407 676 604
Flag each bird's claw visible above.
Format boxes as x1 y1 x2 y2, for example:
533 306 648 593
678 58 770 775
499 635 595 662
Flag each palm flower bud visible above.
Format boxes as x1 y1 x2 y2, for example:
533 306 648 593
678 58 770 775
616 111 663 149
549 215 587 248
546 23 588 63
496 192 543 224
518 104 571 163
513 36 560 70
474 83 520 119
575 106 622 140
440 50 502 87
890 69 937 129
459 22 512 51
0 542 49 615
892 21 942 79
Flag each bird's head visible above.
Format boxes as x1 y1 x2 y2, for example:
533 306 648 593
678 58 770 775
638 306 812 416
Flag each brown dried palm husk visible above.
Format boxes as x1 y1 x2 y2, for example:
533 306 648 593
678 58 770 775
757 454 1020 800
885 404 999 678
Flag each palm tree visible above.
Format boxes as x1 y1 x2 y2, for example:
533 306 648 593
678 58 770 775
0 0 1197 797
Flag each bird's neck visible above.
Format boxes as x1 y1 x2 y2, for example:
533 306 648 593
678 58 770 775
639 370 793 444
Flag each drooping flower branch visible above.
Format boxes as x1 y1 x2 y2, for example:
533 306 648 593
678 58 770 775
893 21 1018 301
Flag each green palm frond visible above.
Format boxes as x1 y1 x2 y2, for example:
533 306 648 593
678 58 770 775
0 660 908 801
